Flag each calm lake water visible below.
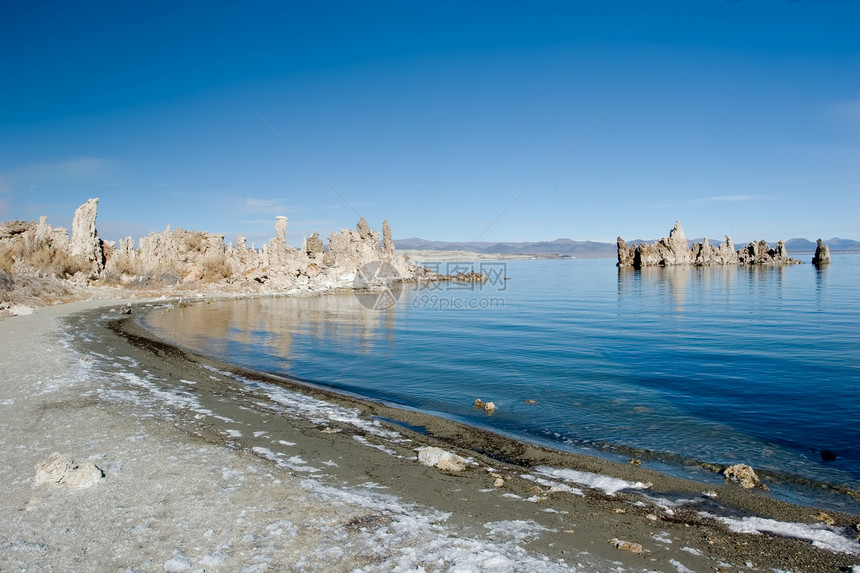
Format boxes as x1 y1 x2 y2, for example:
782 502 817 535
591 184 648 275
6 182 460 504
143 256 860 509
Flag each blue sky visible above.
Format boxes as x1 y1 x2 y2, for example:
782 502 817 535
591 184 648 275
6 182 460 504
1 1 858 248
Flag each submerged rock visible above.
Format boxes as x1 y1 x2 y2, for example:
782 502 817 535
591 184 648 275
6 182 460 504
474 399 496 413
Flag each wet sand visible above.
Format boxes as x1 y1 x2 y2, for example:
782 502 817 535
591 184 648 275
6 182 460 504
1 296 858 572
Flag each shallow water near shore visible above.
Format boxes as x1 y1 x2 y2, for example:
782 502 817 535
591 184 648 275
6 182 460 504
143 256 860 511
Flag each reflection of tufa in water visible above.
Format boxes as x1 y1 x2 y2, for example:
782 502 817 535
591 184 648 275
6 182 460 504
617 221 803 268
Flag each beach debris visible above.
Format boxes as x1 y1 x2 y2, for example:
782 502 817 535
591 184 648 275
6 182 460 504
33 452 104 489
611 538 644 555
646 513 659 521
417 446 466 472
815 512 836 526
494 477 505 488
529 486 543 494
474 399 496 413
702 490 718 498
723 464 760 489
526 399 537 405
120 304 132 314
628 458 641 466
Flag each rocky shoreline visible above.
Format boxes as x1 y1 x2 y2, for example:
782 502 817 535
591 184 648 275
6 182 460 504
1 293 859 570
3 204 860 570
1 198 477 318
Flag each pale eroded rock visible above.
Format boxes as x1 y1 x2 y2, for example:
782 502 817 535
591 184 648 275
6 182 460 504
417 446 467 472
619 221 800 268
71 198 104 276
813 239 831 266
724 463 760 489
611 538 644 554
33 452 104 489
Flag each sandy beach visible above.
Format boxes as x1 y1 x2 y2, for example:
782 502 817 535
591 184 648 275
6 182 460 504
1 295 859 572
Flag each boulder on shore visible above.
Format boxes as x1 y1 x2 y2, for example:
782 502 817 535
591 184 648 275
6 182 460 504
417 446 467 472
723 463 760 489
33 452 104 489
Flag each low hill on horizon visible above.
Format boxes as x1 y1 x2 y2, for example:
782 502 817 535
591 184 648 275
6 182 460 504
396 237 860 258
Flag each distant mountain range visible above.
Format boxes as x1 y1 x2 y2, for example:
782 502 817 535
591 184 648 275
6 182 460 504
395 237 860 258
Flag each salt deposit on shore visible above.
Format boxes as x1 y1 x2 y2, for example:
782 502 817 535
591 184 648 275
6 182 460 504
1 296 859 572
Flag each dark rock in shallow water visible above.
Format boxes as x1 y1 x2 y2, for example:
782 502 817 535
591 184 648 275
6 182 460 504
812 238 831 266
821 449 837 462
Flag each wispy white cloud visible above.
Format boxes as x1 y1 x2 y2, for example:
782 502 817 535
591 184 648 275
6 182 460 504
288 219 336 227
701 195 761 203
0 157 117 185
244 198 300 214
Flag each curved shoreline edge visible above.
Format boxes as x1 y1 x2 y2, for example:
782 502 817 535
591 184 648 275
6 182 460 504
2 296 859 571
115 301 860 565
122 302 860 513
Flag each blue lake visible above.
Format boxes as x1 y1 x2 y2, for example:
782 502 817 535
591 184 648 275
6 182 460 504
143 256 860 509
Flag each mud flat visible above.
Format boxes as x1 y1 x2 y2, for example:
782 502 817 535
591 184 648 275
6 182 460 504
1 296 859 572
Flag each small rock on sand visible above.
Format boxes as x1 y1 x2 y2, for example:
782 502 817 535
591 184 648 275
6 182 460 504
163 555 191 572
33 452 104 489
9 304 35 316
723 463 760 489
611 538 644 555
417 446 466 472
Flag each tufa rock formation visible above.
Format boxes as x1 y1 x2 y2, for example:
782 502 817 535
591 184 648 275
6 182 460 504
618 221 801 268
382 219 394 254
812 239 831 266
305 232 325 258
2 198 444 301
70 198 105 277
